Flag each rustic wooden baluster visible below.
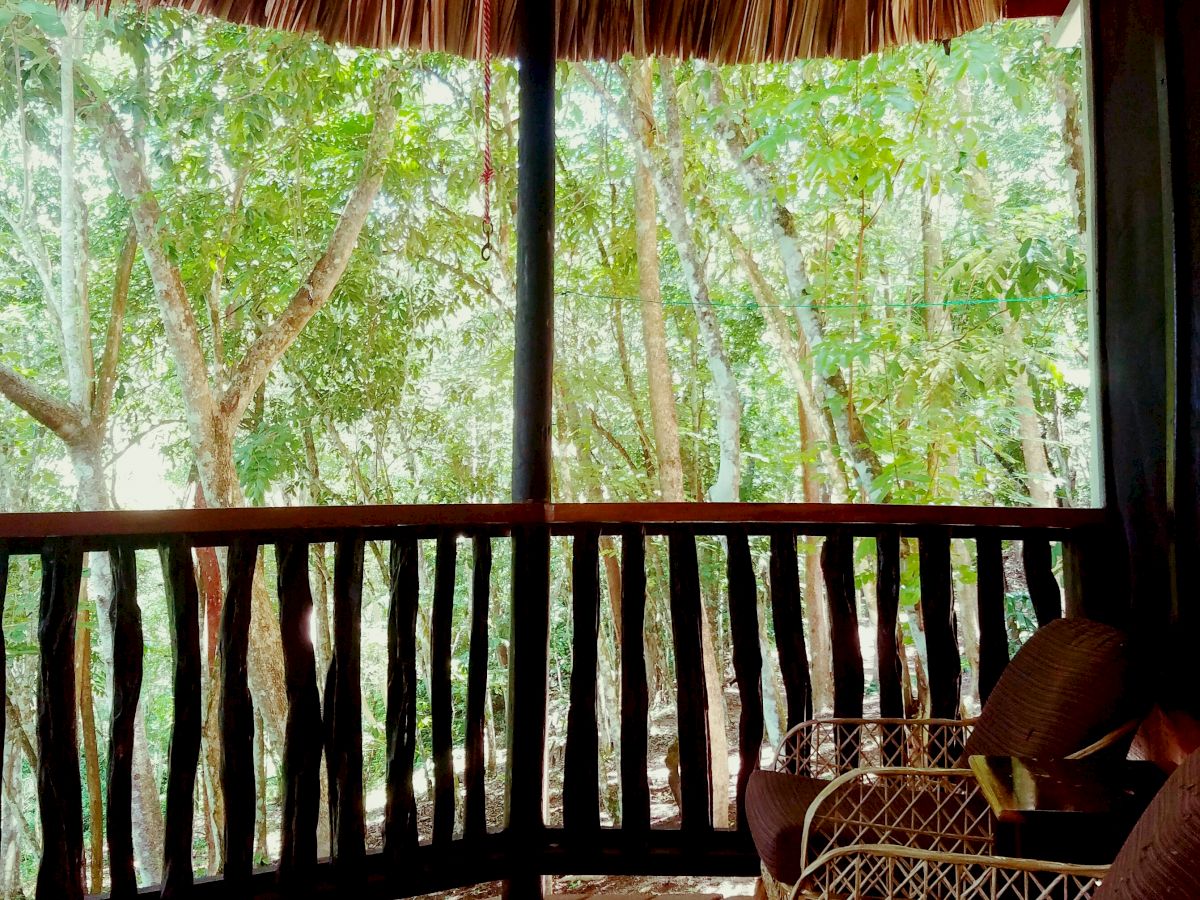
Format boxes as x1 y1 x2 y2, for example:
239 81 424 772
822 531 863 768
667 531 712 832
619 527 650 833
919 530 961 742
276 541 321 890
326 535 366 879
565 528 601 833
1023 537 1062 627
220 541 257 891
36 540 84 900
384 536 420 869
506 525 551 838
464 535 492 841
769 530 813 773
431 533 457 845
725 529 762 832
875 529 905 763
106 546 143 899
0 546 8 865
159 541 201 899
975 535 1010 703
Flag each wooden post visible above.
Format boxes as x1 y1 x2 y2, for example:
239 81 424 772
431 534 457 845
619 528 650 833
564 529 601 833
1165 0 1200 715
36 540 85 900
276 542 321 892
326 536 366 883
725 529 762 832
1087 0 1172 640
160 541 201 900
875 530 904 763
220 541 257 892
106 546 143 900
823 531 863 769
918 530 960 720
975 536 1009 702
1022 538 1062 627
384 537 420 873
504 525 551 899
511 0 555 504
667 532 712 833
507 0 554 894
464 536 493 841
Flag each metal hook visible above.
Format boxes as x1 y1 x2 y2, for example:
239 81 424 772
481 219 494 262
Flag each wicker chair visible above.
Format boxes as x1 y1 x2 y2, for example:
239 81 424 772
789 742 1200 899
748 618 1144 898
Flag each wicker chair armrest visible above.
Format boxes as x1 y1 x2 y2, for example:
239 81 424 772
1066 718 1142 760
774 718 978 776
794 843 1108 900
799 767 992 874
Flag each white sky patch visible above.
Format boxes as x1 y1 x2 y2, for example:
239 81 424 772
112 425 183 510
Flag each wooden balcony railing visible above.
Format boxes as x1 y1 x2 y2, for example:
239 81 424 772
0 502 1106 899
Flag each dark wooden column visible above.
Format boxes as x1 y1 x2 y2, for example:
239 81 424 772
506 0 555 896
1166 0 1200 715
511 0 555 503
1087 0 1172 640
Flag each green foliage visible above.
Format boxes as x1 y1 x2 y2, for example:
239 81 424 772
0 2 1087 889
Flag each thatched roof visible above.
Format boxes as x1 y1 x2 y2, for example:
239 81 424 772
88 0 1019 62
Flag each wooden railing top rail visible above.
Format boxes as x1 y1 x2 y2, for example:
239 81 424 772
0 502 1105 552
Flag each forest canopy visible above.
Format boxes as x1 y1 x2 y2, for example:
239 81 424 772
0 2 1090 516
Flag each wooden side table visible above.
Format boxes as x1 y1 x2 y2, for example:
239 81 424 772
968 755 1165 864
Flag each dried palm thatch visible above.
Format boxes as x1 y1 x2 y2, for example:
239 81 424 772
82 0 1008 61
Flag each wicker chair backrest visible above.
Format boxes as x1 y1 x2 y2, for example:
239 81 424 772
1096 745 1200 899
960 618 1141 762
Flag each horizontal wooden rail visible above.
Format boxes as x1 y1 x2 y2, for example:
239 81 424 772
0 502 1104 553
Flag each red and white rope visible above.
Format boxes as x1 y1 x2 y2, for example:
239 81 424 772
479 0 494 260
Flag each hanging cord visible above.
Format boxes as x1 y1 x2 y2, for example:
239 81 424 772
479 0 495 261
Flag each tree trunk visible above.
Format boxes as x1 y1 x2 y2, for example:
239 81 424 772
90 65 401 753
254 710 269 862
58 12 89 412
0 735 23 898
756 558 785 749
728 233 850 502
75 603 104 895
953 542 982 709
657 59 742 503
798 399 834 713
1002 307 1057 508
630 60 686 503
200 656 225 875
703 68 882 498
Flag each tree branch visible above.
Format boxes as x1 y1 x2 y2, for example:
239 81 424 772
208 163 251 390
92 223 136 425
588 408 643 477
220 72 400 425
0 363 85 443
83 76 219 436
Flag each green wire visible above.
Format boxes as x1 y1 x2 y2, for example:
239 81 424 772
557 288 1087 311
